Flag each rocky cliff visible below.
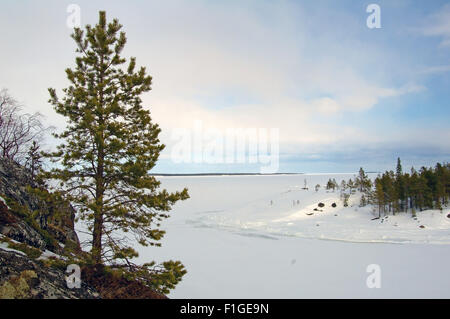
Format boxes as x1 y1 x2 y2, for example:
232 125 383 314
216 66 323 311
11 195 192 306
0 158 168 299
0 247 98 299
0 158 79 251
0 158 98 298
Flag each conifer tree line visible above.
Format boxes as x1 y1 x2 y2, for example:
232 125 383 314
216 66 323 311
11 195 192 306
371 159 449 216
326 159 450 217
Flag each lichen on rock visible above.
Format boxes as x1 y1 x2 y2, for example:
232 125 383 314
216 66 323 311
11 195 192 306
0 248 98 299
0 270 38 299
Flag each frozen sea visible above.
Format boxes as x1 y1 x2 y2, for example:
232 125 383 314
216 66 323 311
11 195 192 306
120 174 450 298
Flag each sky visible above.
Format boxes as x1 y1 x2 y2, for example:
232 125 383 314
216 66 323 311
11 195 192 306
0 0 449 173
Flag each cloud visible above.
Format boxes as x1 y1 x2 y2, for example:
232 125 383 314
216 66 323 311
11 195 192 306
0 0 442 172
311 98 341 114
418 4 450 47
135 1 424 146
419 65 450 75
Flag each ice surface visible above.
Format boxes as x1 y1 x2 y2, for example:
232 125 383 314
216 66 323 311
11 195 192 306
80 174 450 298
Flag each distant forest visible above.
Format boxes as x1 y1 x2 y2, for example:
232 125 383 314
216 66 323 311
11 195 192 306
325 159 450 217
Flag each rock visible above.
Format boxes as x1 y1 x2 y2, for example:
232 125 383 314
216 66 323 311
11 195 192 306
318 203 325 208
0 158 168 300
0 270 38 299
419 225 425 229
0 248 98 299
0 158 80 253
0 200 46 250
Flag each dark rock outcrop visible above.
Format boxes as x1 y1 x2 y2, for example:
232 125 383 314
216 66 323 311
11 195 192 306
0 248 98 299
0 158 166 299
0 200 46 249
0 158 79 253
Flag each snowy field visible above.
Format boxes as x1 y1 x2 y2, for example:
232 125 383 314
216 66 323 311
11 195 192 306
117 174 450 298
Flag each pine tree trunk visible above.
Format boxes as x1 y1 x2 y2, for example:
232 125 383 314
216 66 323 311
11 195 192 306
92 53 106 265
92 150 105 264
92 211 103 264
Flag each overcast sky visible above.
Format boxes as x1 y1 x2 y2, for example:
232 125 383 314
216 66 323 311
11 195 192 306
1 0 449 173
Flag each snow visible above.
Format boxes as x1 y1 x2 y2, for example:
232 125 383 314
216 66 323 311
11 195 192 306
0 195 10 209
36 249 67 261
0 242 27 256
194 185 450 245
80 174 450 298
0 234 66 261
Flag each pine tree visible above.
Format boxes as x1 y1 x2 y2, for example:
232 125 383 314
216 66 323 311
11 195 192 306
332 178 339 190
326 178 336 191
409 167 420 213
374 177 384 218
326 179 332 190
355 167 372 206
395 158 406 211
347 178 356 193
435 163 449 207
403 172 410 212
420 167 434 209
340 180 346 191
25 140 42 183
396 157 402 177
360 194 367 207
45 10 189 284
356 167 365 192
380 171 396 214
342 193 350 207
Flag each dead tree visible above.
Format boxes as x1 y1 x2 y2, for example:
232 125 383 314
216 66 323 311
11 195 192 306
0 89 46 162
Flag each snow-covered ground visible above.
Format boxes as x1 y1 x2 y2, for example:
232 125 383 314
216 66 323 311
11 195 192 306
87 174 450 298
191 179 450 245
